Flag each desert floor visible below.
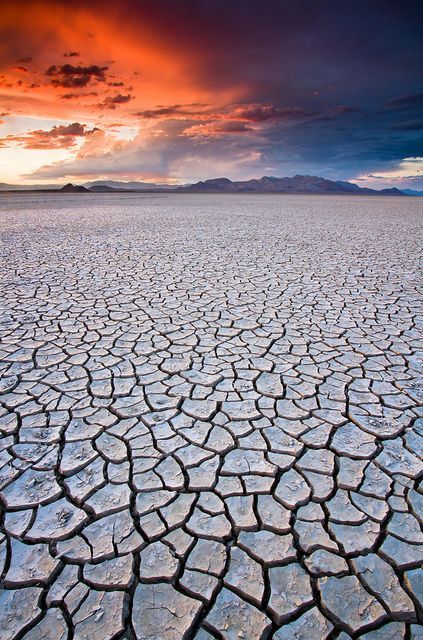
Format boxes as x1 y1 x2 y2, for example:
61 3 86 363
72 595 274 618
0 193 422 639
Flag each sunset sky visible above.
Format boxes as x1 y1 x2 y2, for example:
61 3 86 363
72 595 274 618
0 0 422 187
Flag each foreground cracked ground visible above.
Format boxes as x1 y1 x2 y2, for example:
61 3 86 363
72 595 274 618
0 193 422 640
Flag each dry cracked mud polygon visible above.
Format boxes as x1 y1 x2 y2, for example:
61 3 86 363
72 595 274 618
0 193 422 639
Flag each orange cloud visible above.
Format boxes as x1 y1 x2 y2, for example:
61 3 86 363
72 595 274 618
0 122 98 149
0 0 250 181
0 0 420 187
183 121 254 138
0 0 241 126
136 104 211 120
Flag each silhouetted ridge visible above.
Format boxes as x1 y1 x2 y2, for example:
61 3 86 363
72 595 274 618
178 175 405 195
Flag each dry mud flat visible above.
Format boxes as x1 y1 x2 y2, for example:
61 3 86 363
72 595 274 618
0 193 422 639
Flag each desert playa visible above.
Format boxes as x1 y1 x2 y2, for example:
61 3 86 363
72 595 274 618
0 192 422 638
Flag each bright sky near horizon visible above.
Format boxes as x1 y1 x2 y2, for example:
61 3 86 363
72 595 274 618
0 0 422 187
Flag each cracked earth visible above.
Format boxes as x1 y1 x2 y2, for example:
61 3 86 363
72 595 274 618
0 193 422 640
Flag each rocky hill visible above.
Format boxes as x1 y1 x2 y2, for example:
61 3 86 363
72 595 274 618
178 175 405 196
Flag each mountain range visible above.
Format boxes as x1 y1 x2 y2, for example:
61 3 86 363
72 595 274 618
401 188 423 197
177 175 405 195
0 175 417 195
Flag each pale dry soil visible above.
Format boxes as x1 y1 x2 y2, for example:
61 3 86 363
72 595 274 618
0 193 422 640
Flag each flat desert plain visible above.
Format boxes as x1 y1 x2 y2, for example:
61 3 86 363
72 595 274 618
0 193 422 639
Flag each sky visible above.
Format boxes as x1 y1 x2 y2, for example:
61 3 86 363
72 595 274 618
0 0 422 187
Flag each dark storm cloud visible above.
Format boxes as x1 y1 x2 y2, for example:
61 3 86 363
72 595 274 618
137 103 317 123
100 93 133 109
229 104 316 122
136 105 203 119
45 63 108 88
390 121 423 132
251 106 423 181
123 0 421 179
3 0 422 184
113 0 422 99
385 93 423 109
60 91 98 100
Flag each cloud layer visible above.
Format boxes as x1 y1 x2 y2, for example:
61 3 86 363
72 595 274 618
0 0 422 186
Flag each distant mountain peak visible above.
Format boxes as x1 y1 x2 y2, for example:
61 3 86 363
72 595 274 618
60 183 88 192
